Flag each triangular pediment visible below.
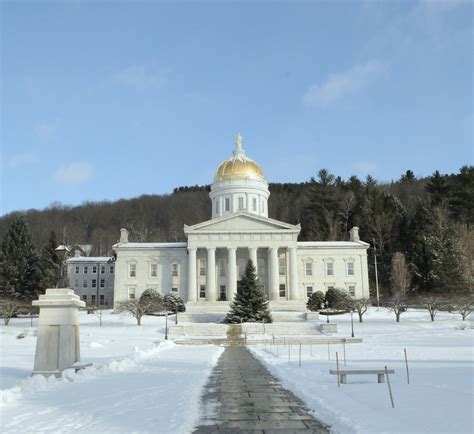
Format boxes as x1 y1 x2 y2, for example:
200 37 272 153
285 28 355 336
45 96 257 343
184 212 300 233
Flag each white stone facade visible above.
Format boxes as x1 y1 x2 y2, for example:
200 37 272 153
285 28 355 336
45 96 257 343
113 138 370 310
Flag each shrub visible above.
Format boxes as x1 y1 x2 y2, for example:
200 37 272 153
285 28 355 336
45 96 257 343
307 291 325 312
163 293 186 313
325 288 352 310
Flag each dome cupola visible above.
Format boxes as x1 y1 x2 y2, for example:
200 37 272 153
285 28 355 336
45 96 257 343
210 133 270 219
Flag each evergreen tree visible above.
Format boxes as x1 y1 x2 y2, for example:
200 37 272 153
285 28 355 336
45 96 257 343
0 218 42 300
39 231 60 290
225 260 272 323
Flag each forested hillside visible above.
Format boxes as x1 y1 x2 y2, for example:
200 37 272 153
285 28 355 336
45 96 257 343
1 167 472 297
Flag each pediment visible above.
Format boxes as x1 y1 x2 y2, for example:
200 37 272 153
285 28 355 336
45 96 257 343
184 212 300 233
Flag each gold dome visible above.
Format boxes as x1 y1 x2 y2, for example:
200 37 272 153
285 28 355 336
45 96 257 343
214 156 266 182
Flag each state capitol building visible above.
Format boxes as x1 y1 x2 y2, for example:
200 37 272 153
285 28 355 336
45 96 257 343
112 134 370 313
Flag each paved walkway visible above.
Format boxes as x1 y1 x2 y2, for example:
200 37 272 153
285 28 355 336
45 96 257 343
194 346 329 433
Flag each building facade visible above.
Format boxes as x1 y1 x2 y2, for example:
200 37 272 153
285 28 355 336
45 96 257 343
113 135 370 311
66 256 115 307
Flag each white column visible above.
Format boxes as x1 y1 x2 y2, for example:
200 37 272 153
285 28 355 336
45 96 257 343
269 247 279 301
206 248 216 302
249 247 258 270
227 247 237 302
289 247 299 301
187 248 197 302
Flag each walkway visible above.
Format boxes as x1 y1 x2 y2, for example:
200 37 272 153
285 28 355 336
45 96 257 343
194 346 329 433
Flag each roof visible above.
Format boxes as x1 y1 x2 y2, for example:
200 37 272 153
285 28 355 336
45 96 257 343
113 242 188 249
297 241 369 248
66 256 114 263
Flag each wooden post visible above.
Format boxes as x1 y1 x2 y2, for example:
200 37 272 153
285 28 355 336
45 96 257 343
343 339 346 367
276 339 279 356
310 343 313 357
336 352 340 387
288 343 291 363
385 366 395 408
299 343 302 367
327 342 330 360
404 348 410 385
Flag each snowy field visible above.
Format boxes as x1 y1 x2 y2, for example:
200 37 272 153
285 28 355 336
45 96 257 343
250 308 474 434
0 309 472 434
0 311 223 433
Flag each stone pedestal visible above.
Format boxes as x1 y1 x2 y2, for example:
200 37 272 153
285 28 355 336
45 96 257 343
32 288 86 377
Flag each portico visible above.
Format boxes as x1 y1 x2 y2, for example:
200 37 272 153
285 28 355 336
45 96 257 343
184 212 302 306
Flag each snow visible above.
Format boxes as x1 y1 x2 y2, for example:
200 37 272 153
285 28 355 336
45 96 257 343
1 308 472 433
113 242 187 249
0 311 223 433
249 308 474 434
297 241 368 248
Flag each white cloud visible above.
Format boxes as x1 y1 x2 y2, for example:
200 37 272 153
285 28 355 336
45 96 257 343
303 60 384 107
54 162 92 185
353 161 378 174
8 152 39 169
112 64 167 91
34 119 60 141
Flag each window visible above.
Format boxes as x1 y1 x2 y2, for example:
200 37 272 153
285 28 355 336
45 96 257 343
82 280 88 288
225 197 230 212
279 257 286 275
238 196 244 210
172 263 179 277
100 279 105 288
92 266 97 274
305 261 312 276
258 264 265 276
306 286 313 298
101 266 105 274
84 266 88 274
199 285 206 298
82 295 87 302
91 294 96 305
215 200 219 215
99 294 105 306
252 197 257 211
347 262 354 276
199 259 206 276
348 285 355 296
171 287 178 293
92 279 97 288
326 262 334 276
261 200 265 213
150 263 158 278
219 285 226 301
74 279 79 289
75 266 80 274
238 260 245 277
279 284 286 298
129 263 136 278
128 287 136 299
110 265 114 274
219 259 226 277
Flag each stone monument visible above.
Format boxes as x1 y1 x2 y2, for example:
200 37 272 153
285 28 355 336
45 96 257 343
32 288 89 377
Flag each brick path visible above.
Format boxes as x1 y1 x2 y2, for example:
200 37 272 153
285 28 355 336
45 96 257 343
194 346 329 433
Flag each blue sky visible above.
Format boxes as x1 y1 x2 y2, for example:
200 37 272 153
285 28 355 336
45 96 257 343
1 0 472 215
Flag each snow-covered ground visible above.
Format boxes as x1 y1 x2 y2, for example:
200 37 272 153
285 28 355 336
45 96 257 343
250 308 474 434
0 311 223 433
1 308 473 434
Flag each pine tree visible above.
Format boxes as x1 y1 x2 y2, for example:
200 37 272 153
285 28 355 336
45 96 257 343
0 217 42 300
225 260 272 323
39 231 60 291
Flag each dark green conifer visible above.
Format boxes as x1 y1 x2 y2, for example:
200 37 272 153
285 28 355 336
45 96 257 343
225 260 272 323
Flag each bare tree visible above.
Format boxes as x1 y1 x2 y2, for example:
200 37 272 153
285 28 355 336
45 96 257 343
0 299 19 325
422 296 440 321
115 290 164 325
454 299 472 321
391 252 411 297
353 298 370 323
389 297 407 322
